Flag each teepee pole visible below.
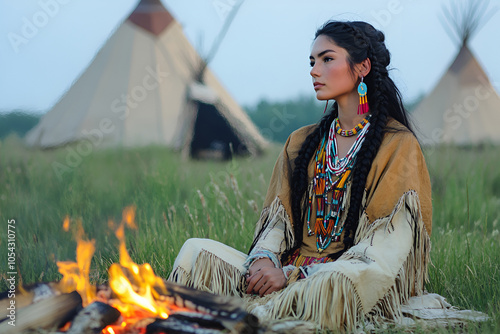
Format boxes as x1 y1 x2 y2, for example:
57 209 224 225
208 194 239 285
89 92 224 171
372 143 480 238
440 0 497 48
196 0 245 82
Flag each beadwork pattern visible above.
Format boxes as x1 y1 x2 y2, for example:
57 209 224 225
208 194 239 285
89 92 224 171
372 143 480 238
306 117 371 252
335 115 370 137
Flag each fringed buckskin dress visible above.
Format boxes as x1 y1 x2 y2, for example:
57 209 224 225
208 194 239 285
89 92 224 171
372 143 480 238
168 118 487 331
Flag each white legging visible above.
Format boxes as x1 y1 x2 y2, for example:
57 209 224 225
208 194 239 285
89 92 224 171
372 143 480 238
168 238 248 296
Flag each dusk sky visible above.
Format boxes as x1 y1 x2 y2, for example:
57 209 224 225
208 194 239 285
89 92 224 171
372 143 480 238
1 0 499 113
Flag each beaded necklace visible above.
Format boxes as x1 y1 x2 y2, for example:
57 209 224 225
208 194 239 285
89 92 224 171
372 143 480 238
306 117 371 252
335 116 370 137
326 115 371 175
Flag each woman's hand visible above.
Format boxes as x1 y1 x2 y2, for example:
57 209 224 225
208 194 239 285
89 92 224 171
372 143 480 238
246 258 286 296
247 258 274 276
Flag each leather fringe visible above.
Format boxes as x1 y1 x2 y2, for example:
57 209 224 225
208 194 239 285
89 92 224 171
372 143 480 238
246 271 363 332
169 249 245 297
353 190 431 326
251 196 295 255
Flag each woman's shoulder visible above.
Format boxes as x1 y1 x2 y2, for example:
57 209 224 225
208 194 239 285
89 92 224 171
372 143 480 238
289 124 318 143
382 117 418 146
375 118 424 167
283 124 318 156
384 117 411 134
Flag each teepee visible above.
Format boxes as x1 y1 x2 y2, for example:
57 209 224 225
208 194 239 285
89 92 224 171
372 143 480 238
412 0 500 145
26 0 267 158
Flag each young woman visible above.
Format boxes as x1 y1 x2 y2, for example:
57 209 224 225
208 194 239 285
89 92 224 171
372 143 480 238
169 21 434 331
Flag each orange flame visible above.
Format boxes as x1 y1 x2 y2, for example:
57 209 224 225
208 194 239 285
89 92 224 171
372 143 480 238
122 205 137 229
63 216 70 232
58 206 172 332
57 218 96 305
108 207 169 319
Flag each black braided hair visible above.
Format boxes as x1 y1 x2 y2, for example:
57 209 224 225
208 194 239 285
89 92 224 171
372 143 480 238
280 103 337 263
288 21 414 262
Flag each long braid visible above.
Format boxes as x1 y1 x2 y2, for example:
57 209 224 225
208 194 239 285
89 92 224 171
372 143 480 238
338 27 399 253
283 104 337 263
341 94 388 249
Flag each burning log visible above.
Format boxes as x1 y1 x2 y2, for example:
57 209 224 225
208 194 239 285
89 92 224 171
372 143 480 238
67 301 120 334
153 280 259 334
147 313 227 334
102 271 259 333
0 290 82 334
157 280 250 318
146 311 260 334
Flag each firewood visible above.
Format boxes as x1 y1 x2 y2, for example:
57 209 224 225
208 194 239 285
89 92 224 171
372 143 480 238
157 280 249 317
147 311 228 334
67 301 120 334
166 312 227 330
0 291 82 334
0 282 60 322
146 315 224 334
153 280 259 333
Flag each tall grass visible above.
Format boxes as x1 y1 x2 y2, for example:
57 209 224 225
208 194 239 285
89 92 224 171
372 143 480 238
0 135 276 284
0 135 499 332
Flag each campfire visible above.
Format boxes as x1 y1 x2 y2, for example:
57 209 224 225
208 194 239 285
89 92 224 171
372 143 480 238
0 207 258 334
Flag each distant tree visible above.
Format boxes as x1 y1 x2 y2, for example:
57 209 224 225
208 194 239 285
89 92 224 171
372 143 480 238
0 111 41 139
246 93 425 143
245 96 324 143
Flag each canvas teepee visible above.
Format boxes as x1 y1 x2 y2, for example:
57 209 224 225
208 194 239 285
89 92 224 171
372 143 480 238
412 0 500 145
26 0 267 158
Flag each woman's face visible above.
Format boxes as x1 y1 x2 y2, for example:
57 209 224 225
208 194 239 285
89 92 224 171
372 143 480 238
309 35 357 101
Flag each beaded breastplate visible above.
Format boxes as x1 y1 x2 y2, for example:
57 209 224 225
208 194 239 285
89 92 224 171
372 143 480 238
306 116 371 252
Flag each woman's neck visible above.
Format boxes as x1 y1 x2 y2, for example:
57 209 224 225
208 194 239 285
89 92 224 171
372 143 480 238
336 93 369 129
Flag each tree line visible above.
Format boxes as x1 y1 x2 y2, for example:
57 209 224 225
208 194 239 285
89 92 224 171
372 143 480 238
245 94 423 143
245 95 324 143
0 94 422 143
0 111 41 140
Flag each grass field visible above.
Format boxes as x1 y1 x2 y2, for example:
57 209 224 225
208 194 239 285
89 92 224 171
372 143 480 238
1 134 499 332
